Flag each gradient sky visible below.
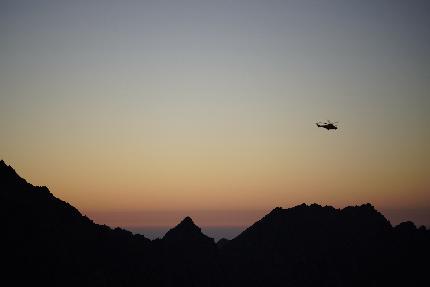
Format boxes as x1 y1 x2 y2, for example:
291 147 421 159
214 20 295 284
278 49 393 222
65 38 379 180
1 0 429 228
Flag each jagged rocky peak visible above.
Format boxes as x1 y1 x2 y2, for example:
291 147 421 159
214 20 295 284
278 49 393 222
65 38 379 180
1 159 17 177
172 216 201 233
263 204 328 221
163 216 214 244
266 203 382 220
164 216 200 238
234 202 393 245
1 159 52 196
341 203 390 225
267 203 327 216
180 216 196 226
0 159 30 188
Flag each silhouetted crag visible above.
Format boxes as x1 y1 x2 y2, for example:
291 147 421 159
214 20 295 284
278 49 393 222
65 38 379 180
1 160 429 286
1 160 159 286
220 204 402 286
156 216 220 286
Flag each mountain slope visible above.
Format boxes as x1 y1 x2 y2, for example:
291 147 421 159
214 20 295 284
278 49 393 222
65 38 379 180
1 160 429 287
155 216 220 286
220 204 429 286
1 160 153 286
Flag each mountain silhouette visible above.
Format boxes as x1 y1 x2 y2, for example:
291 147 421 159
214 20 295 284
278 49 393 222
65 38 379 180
157 216 219 286
1 160 429 286
1 160 154 286
163 216 214 244
221 204 392 286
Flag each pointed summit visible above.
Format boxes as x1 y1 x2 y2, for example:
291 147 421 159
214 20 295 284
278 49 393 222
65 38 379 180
0 159 30 189
0 159 17 178
174 216 200 234
163 216 214 244
180 216 195 226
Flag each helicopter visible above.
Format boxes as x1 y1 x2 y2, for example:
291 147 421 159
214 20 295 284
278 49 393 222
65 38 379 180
316 120 338 130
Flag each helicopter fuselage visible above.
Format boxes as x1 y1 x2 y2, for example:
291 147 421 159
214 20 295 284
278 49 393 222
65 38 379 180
316 123 337 130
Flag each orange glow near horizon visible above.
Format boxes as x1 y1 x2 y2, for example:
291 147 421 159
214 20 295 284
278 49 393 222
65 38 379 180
3 152 429 228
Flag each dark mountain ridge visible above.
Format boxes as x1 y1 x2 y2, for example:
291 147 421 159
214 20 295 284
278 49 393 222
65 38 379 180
1 160 429 286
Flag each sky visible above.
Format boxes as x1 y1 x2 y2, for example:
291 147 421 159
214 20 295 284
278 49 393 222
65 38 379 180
1 0 429 229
